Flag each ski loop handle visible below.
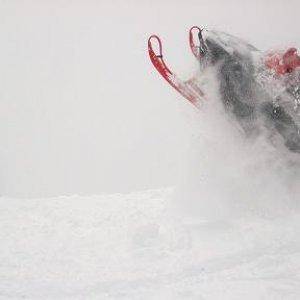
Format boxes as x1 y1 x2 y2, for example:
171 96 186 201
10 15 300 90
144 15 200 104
189 26 207 59
190 26 202 34
148 35 163 58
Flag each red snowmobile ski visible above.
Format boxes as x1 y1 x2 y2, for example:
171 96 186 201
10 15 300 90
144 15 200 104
148 32 205 108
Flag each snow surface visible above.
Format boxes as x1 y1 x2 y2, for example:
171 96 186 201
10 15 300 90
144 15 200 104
2 61 299 298
1 188 300 299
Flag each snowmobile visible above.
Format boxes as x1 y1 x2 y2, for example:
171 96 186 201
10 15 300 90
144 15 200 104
148 26 300 154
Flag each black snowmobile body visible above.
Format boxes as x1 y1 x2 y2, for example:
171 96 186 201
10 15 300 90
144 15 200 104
204 32 300 153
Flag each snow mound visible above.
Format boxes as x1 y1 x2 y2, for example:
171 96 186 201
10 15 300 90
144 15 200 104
1 188 300 299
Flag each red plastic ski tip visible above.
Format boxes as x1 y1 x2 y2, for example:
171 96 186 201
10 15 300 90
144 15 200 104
189 26 203 59
148 35 163 57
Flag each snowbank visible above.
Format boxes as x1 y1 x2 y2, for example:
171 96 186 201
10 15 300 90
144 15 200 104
1 188 300 299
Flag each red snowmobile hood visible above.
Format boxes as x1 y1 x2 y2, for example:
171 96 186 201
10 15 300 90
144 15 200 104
265 47 300 75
